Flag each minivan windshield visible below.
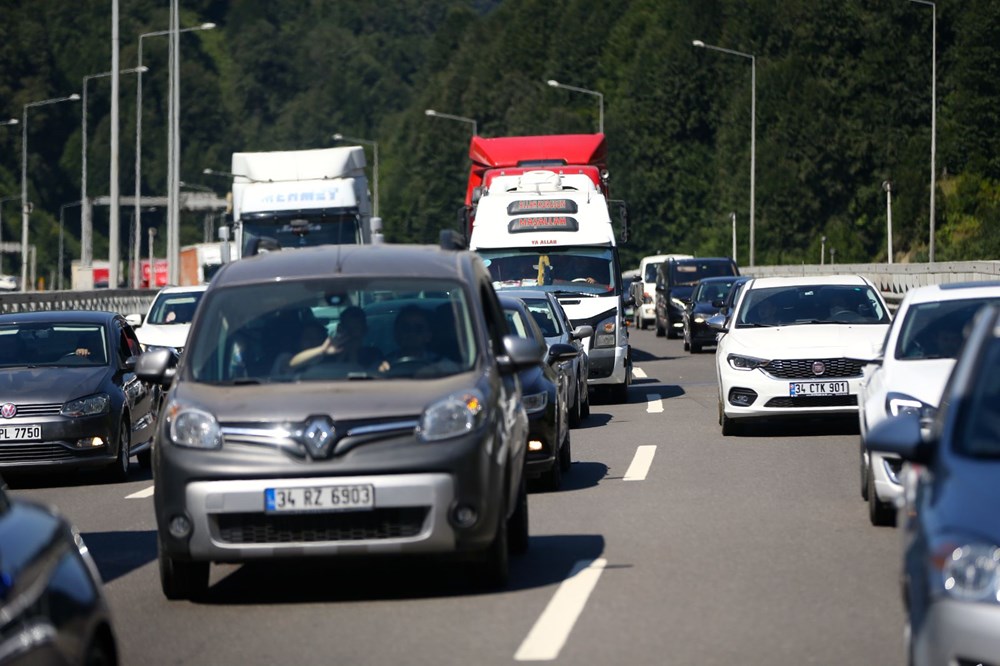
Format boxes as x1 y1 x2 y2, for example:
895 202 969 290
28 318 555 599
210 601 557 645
187 278 477 383
479 247 619 296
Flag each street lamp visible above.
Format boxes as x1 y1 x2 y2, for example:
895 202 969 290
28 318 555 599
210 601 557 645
692 39 757 267
424 109 478 137
332 133 379 217
21 93 81 292
135 21 215 288
546 79 604 134
883 180 894 264
80 65 147 271
910 0 936 262
58 201 82 290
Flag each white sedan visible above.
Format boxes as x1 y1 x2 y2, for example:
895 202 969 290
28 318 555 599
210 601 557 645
858 281 1000 525
127 284 208 354
712 275 891 435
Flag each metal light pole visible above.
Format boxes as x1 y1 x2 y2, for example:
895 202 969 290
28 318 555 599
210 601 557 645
546 79 604 134
910 0 936 262
22 93 81 292
0 195 19 276
332 133 379 217
424 109 478 137
731 211 737 263
693 40 756 267
134 22 215 288
883 180 894 264
58 201 82 290
147 225 157 288
821 235 827 266
81 66 146 270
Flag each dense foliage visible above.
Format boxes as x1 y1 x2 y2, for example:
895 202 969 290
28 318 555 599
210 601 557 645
1 0 997 287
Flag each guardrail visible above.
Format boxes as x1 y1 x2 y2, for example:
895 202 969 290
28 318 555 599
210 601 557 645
0 289 156 316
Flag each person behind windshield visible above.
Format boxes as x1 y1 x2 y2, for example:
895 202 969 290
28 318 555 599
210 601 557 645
289 306 382 369
750 298 780 325
386 305 439 363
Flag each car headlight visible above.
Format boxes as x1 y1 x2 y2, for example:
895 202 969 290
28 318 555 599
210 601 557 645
886 392 925 417
417 391 485 442
935 543 1000 603
694 315 706 324
167 404 222 449
727 354 769 371
594 316 617 348
61 393 110 417
522 391 548 414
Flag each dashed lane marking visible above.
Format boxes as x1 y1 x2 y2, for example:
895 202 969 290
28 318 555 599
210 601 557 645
623 445 657 481
645 393 663 413
126 486 155 499
632 367 647 379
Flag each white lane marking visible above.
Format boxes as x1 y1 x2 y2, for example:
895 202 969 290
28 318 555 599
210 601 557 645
126 485 155 499
632 367 647 379
514 558 608 661
624 445 657 481
645 393 663 413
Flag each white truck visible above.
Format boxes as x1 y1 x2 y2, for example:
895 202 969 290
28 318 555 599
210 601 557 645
469 170 633 402
225 146 378 258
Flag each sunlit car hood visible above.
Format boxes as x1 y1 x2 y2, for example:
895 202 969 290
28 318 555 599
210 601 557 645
0 366 108 402
173 372 483 423
729 324 889 360
882 358 955 407
136 323 191 350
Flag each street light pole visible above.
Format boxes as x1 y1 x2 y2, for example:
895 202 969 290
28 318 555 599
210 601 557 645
910 0 936 262
546 79 604 134
731 211 737 263
424 109 478 137
58 201 82 290
134 22 215 289
883 180 894 264
81 66 147 271
22 93 81 292
693 39 756 267
332 133 379 217
821 235 827 266
0 195 19 276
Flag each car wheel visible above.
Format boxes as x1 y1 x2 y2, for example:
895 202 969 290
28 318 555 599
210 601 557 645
580 382 591 419
568 385 582 428
654 316 665 337
691 341 702 354
719 399 740 436
867 465 896 527
542 443 563 491
559 428 572 473
859 437 870 501
609 382 628 404
474 506 510 589
159 540 209 601
137 448 152 470
507 474 529 556
106 419 131 483
639 317 648 330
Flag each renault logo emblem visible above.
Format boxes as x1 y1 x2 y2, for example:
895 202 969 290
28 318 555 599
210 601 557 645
812 361 826 376
302 417 337 459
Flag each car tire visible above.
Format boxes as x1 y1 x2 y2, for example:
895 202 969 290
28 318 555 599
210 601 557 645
542 443 563 492
559 428 572 473
474 506 510 589
507 474 529 556
580 382 591 419
690 341 702 354
137 449 152 470
106 419 131 483
159 540 209 600
867 465 896 527
719 399 740 436
654 317 665 337
859 437 870 501
83 629 117 666
569 386 582 428
609 382 628 404
683 335 690 351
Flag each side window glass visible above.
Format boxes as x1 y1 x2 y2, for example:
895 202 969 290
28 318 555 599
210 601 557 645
116 323 132 363
480 283 507 357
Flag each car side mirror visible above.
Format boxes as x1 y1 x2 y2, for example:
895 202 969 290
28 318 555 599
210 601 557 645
711 299 725 309
136 348 178 386
865 412 934 465
126 313 144 328
123 355 139 372
497 335 543 373
707 314 727 332
571 325 594 341
546 342 579 365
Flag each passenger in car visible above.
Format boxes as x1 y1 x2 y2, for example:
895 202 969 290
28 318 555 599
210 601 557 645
385 305 439 363
289 306 383 369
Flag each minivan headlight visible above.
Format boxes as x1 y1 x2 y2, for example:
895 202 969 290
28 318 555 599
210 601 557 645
168 405 222 450
61 393 110 417
418 391 485 442
594 316 617 348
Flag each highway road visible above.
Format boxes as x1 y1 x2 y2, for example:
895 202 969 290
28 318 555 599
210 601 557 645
7 327 905 665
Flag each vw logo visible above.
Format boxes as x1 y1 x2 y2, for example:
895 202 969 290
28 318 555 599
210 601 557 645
0 403 15 419
811 361 826 376
301 417 337 459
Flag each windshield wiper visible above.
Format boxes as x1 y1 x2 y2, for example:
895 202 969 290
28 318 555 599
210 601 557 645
737 322 775 328
551 290 599 298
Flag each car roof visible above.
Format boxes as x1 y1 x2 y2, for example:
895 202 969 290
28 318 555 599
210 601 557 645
0 310 118 325
496 288 556 302
747 274 871 289
212 244 478 287
697 276 742 284
155 284 210 295
900 280 1000 306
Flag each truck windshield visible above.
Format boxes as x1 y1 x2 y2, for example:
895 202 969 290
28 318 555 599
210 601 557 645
479 247 619 296
241 213 361 255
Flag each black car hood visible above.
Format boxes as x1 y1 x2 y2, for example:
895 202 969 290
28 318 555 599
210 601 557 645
0 366 108 403
691 301 722 316
173 372 486 423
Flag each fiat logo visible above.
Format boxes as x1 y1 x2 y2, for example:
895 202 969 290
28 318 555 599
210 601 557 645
0 403 16 419
811 361 826 376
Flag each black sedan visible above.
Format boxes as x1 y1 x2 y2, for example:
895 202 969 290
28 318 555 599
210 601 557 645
866 303 1000 666
500 296 579 491
0 310 157 480
0 474 119 663
682 275 744 353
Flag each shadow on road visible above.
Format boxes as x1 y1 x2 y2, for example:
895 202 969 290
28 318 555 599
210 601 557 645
559 461 609 492
734 415 860 438
199 533 607 605
577 412 613 428
630 346 681 363
82 530 158 584
3 462 153 489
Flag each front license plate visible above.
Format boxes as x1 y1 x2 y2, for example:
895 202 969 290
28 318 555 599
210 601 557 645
0 425 42 442
789 381 849 397
264 484 375 513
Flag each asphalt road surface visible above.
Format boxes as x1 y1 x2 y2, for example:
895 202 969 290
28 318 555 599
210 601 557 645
8 327 905 666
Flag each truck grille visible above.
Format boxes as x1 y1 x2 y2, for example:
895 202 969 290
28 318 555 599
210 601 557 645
764 395 858 408
764 358 865 379
213 507 429 544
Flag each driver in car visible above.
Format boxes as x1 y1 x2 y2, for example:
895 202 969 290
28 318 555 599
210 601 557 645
289 306 383 369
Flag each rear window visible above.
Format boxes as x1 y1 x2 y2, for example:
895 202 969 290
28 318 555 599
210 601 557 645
670 260 736 286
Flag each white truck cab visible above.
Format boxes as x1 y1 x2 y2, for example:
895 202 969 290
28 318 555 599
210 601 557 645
469 170 633 402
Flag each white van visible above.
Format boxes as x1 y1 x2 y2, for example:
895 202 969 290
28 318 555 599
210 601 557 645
634 254 692 330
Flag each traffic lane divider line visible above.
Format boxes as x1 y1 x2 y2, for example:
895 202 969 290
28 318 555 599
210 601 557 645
514 558 608 661
632 367 647 379
645 393 663 413
623 445 656 481
126 486 155 499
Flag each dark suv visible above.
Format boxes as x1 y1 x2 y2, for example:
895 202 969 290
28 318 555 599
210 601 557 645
137 244 541 599
655 257 739 338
